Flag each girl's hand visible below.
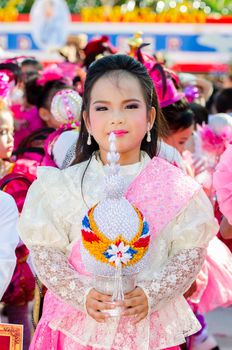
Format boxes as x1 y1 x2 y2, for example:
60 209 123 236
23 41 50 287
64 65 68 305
86 288 115 323
120 287 148 324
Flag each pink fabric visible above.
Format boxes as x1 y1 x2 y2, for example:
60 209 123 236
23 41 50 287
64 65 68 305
30 158 200 350
173 148 232 313
0 159 37 212
126 157 200 236
30 291 181 350
42 130 62 167
213 145 232 224
197 236 232 314
13 158 38 179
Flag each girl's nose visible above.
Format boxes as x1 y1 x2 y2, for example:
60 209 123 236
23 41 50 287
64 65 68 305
8 132 14 143
110 111 125 124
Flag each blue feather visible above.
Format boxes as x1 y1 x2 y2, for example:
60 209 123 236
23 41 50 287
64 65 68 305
82 216 90 228
141 221 149 236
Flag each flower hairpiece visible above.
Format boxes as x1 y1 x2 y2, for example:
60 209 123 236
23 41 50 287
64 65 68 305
37 65 64 86
198 124 232 156
184 85 200 103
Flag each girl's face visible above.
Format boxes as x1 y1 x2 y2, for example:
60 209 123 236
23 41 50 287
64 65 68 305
0 112 14 159
39 107 61 128
164 125 194 154
84 73 155 165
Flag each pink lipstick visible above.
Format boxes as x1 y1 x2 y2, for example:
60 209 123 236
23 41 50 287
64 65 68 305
112 130 128 137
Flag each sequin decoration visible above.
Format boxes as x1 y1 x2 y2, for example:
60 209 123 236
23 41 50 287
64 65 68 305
81 204 150 268
51 89 82 127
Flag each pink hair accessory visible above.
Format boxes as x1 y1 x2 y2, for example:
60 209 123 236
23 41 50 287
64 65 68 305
198 124 232 156
0 70 14 98
141 59 184 108
135 45 184 108
51 89 82 127
147 65 184 108
149 65 185 108
37 64 64 86
156 78 185 108
184 85 200 103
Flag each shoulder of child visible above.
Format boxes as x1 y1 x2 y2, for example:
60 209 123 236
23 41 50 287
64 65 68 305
35 160 91 190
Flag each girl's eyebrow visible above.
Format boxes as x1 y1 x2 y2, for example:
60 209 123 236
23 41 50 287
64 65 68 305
93 98 142 104
93 100 110 104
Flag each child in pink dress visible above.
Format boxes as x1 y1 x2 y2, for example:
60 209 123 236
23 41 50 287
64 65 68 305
145 61 231 350
214 144 232 239
0 100 36 350
42 88 82 168
19 55 217 350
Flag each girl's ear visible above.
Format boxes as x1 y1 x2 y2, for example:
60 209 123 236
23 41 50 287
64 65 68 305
39 107 50 122
149 107 156 128
83 110 91 133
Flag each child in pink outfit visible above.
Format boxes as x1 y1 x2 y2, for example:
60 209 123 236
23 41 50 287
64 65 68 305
19 55 217 350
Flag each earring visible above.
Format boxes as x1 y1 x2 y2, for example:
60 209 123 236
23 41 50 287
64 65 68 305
87 133 92 145
146 127 151 143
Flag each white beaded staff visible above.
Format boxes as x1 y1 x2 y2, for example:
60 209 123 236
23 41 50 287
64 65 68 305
106 132 125 302
81 132 151 315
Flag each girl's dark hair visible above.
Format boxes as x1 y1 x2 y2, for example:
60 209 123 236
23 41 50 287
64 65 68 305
25 76 69 110
73 54 167 164
0 63 21 84
21 58 42 70
189 102 208 126
215 88 232 113
161 98 194 134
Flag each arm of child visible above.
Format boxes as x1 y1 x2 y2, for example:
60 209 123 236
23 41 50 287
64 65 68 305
135 247 205 313
18 168 94 311
30 245 113 317
31 245 91 309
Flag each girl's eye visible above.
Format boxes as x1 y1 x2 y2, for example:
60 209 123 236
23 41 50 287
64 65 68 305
95 106 108 111
179 141 185 145
125 104 139 109
0 129 13 136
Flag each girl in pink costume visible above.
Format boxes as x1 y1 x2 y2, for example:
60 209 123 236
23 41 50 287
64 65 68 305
0 59 44 149
12 103 44 150
0 100 35 350
24 66 69 130
19 55 217 350
14 70 71 165
42 88 82 168
158 82 232 350
194 115 232 252
213 145 232 240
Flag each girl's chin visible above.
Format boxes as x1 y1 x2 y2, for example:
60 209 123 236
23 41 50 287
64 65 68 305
5 151 13 158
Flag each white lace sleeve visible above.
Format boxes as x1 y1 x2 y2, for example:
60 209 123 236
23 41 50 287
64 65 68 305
137 247 206 312
31 245 91 311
